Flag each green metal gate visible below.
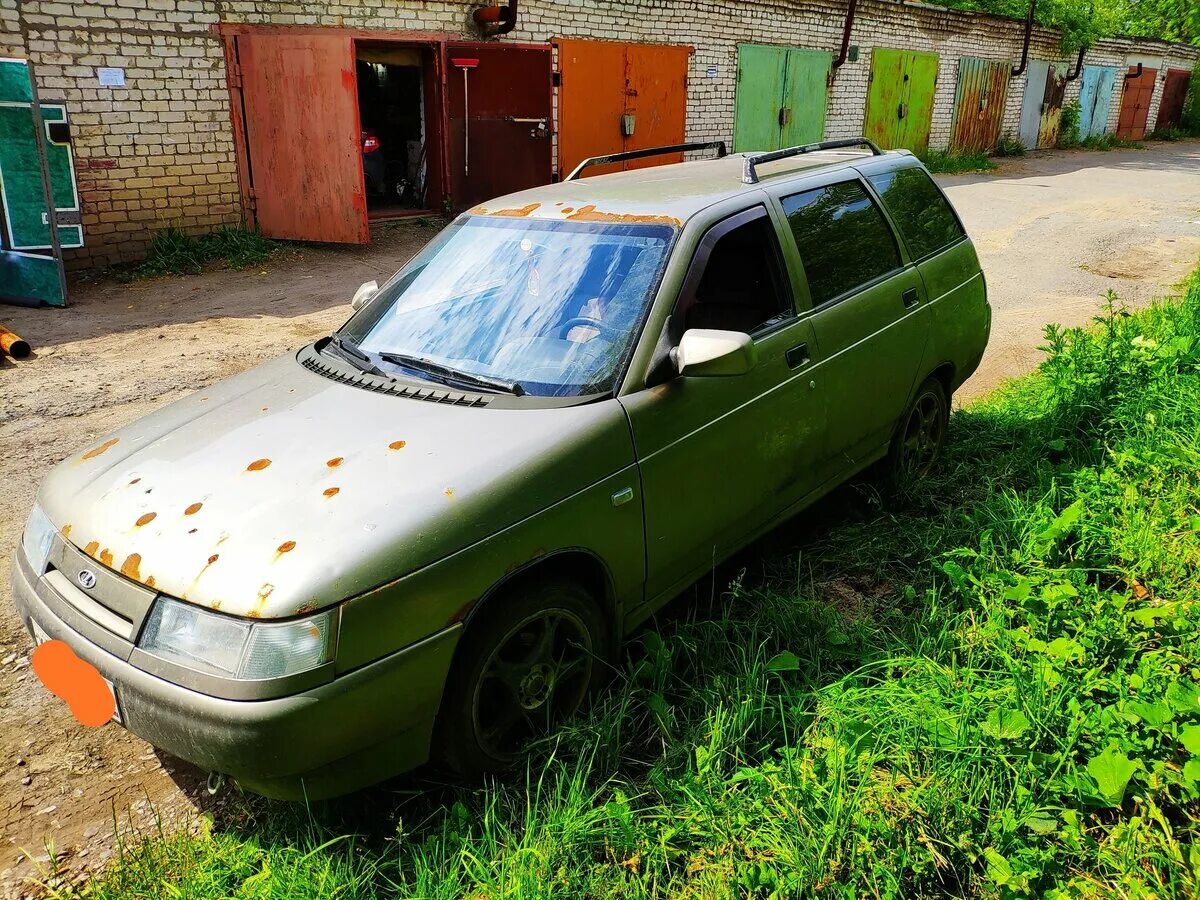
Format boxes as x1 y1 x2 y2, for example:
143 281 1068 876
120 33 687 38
733 44 830 151
863 48 939 154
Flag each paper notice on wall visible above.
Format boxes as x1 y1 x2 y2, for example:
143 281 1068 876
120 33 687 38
97 67 125 88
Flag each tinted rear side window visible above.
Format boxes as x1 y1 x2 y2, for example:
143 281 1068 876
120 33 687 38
782 180 901 307
867 167 965 260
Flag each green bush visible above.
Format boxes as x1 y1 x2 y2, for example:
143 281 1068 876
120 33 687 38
995 132 1028 156
1056 100 1082 148
1183 63 1200 135
67 263 1200 898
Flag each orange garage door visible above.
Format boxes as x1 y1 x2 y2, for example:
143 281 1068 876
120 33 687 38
554 39 691 178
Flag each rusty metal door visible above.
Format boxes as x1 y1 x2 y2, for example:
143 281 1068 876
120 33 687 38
1155 68 1191 131
1078 65 1117 137
1037 64 1067 148
949 57 1009 153
445 42 551 209
863 48 939 153
555 39 690 178
234 32 368 244
1117 65 1157 140
1017 59 1048 148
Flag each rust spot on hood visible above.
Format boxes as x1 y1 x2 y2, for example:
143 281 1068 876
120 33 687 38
565 205 682 227
145 576 156 589
389 440 406 451
84 541 99 557
184 502 203 516
207 554 219 565
135 512 156 527
62 524 72 538
247 458 272 471
250 583 274 617
327 457 343 468
81 438 119 461
120 553 142 581
487 202 541 218
99 549 113 568
444 487 456 500
128 478 141 486
276 540 296 556
295 602 317 615
323 487 340 498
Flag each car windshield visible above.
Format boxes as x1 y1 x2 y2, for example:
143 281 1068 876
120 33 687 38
336 215 677 398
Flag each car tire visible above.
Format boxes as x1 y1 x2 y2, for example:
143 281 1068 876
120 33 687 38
885 376 949 486
434 578 608 778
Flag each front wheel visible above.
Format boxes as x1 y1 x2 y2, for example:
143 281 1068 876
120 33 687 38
434 579 607 777
886 376 949 484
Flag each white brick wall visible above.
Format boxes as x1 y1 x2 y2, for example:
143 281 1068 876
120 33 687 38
0 0 1195 268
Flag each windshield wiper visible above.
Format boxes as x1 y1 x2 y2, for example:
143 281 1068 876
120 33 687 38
377 351 526 397
324 335 393 379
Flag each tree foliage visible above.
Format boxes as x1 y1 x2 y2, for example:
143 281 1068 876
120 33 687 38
934 0 1198 52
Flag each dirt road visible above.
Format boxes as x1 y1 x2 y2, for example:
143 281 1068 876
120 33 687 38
1 142 1197 897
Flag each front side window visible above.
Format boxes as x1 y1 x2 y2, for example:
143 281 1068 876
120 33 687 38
338 216 675 397
781 180 901 307
683 214 791 335
867 167 965 260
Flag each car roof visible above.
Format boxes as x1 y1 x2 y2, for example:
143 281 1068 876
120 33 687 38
468 148 916 227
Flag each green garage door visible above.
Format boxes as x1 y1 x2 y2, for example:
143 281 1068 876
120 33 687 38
733 44 830 152
863 48 939 154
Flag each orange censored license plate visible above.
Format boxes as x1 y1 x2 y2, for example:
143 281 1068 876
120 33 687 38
31 634 118 727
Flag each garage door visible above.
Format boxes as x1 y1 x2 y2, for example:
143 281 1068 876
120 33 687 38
1155 68 1191 132
232 32 369 244
863 49 939 154
554 39 691 178
733 44 830 152
949 57 1009 153
1117 65 1157 140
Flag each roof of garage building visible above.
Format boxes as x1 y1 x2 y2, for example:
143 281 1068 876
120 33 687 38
468 149 897 227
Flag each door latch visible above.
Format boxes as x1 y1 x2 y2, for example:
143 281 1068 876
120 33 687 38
902 288 920 309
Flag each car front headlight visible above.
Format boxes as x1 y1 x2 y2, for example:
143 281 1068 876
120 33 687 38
21 504 57 575
140 596 336 680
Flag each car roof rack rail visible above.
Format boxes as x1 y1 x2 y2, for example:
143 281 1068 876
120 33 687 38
564 141 728 181
741 137 884 184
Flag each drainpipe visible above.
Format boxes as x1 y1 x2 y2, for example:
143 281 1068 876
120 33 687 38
830 0 859 77
1064 46 1086 82
472 0 518 36
1124 62 1143 80
1011 0 1037 77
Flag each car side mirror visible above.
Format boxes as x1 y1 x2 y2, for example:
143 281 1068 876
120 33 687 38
351 280 378 311
672 328 757 377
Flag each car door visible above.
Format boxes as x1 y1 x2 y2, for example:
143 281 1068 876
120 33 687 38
619 203 827 609
775 175 930 469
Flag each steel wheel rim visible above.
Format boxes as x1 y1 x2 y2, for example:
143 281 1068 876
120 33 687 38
900 391 944 478
471 608 593 761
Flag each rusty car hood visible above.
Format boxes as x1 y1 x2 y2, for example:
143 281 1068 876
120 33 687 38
37 354 634 618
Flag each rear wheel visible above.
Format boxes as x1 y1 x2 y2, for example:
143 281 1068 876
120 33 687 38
886 377 949 484
435 579 607 776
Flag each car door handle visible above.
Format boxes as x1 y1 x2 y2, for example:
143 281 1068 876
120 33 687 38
902 288 920 309
786 343 810 369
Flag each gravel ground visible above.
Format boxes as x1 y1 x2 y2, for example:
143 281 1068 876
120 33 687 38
0 141 1197 897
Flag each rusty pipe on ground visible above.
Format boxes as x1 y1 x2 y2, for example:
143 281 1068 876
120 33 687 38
831 0 860 74
472 0 518 36
0 324 31 359
1064 46 1086 82
1011 0 1037 77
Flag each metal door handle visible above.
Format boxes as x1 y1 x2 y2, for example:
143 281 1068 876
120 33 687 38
902 288 919 309
786 343 810 369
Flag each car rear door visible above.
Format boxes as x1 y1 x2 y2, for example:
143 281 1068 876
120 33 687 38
619 201 827 612
772 173 930 469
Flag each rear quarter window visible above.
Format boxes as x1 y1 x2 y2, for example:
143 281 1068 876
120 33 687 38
781 180 902 307
867 167 965 261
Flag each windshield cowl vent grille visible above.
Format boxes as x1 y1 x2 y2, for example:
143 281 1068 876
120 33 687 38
297 345 493 407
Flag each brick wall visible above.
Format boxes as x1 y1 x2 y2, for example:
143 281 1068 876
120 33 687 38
0 0 1195 270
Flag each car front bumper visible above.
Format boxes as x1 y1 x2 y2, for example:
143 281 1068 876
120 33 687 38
9 549 460 800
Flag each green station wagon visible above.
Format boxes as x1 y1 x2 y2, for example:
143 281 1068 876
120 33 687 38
11 138 989 798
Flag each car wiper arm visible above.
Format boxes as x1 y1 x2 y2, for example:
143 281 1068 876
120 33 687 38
324 335 393 379
377 352 525 397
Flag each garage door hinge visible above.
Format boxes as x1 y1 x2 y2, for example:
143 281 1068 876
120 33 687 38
229 61 242 89
246 186 257 209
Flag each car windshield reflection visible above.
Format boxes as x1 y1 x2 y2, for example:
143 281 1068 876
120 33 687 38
338 215 677 397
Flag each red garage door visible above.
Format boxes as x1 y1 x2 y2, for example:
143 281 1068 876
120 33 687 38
232 32 369 244
1117 65 1157 141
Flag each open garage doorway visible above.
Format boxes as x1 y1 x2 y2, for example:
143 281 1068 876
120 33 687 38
356 42 434 220
221 26 552 245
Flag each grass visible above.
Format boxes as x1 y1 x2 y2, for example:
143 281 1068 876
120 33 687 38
121 226 284 279
46 262 1200 898
919 149 996 174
